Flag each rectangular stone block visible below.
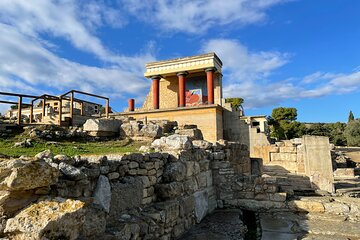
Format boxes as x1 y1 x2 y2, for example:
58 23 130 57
334 168 355 178
271 153 297 162
280 146 297 153
269 192 287 202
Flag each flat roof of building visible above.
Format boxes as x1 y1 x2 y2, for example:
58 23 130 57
144 52 223 77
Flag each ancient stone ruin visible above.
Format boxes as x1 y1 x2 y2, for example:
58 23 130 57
1 53 360 239
1 125 360 239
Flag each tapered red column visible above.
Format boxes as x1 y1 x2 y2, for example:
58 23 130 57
152 76 161 109
177 72 188 107
205 68 216 104
128 98 135 111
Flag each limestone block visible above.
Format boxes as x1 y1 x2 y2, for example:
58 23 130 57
151 135 193 150
192 140 213 150
81 206 107 238
179 195 195 217
93 175 111 213
107 172 120 180
228 199 286 211
155 182 184 200
254 193 269 201
35 149 54 160
5 198 85 240
172 222 185 238
213 151 225 160
128 161 139 169
183 177 199 194
269 146 280 153
334 168 355 178
271 153 297 162
175 128 203 140
269 193 287 202
289 200 325 213
108 178 143 222
268 161 298 172
84 119 121 135
194 190 209 223
163 162 186 182
0 190 38 217
0 159 59 191
283 140 294 147
59 162 87 181
196 172 207 189
279 146 297 153
139 123 162 138
199 160 210 171
185 161 195 177
323 202 350 215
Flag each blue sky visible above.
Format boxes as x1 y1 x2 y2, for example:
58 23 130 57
0 0 359 122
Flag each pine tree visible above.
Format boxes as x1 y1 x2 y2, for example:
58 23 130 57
348 111 355 122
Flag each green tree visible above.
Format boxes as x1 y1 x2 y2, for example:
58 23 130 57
348 111 355 122
272 107 297 121
268 107 305 140
225 98 244 110
344 119 360 146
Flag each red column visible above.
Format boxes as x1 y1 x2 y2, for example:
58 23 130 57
152 76 160 109
205 68 216 104
177 72 188 107
128 98 135 111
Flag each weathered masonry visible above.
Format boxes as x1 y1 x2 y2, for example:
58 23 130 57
116 53 246 143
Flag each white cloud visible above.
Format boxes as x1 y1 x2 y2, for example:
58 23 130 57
0 23 153 98
202 39 289 81
0 0 134 64
0 0 156 109
201 38 360 108
121 0 288 33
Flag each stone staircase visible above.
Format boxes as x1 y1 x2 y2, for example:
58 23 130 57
263 165 315 196
334 167 360 197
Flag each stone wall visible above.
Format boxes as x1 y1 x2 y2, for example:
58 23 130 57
0 135 251 240
252 136 335 193
253 139 305 174
116 105 224 142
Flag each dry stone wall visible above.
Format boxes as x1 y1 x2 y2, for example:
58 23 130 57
0 135 253 240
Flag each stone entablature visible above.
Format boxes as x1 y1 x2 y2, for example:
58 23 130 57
144 52 222 77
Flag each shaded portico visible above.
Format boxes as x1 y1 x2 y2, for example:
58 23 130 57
143 53 223 110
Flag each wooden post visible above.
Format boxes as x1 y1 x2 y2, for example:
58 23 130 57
42 99 46 121
59 97 62 125
70 92 74 126
17 96 22 125
30 104 34 123
105 99 109 118
80 102 84 116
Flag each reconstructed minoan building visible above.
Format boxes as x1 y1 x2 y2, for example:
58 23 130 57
116 53 226 142
117 52 260 142
6 99 101 124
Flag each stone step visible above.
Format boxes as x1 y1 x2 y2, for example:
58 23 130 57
281 185 314 192
334 180 360 189
299 216 360 238
336 187 360 197
302 234 352 240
